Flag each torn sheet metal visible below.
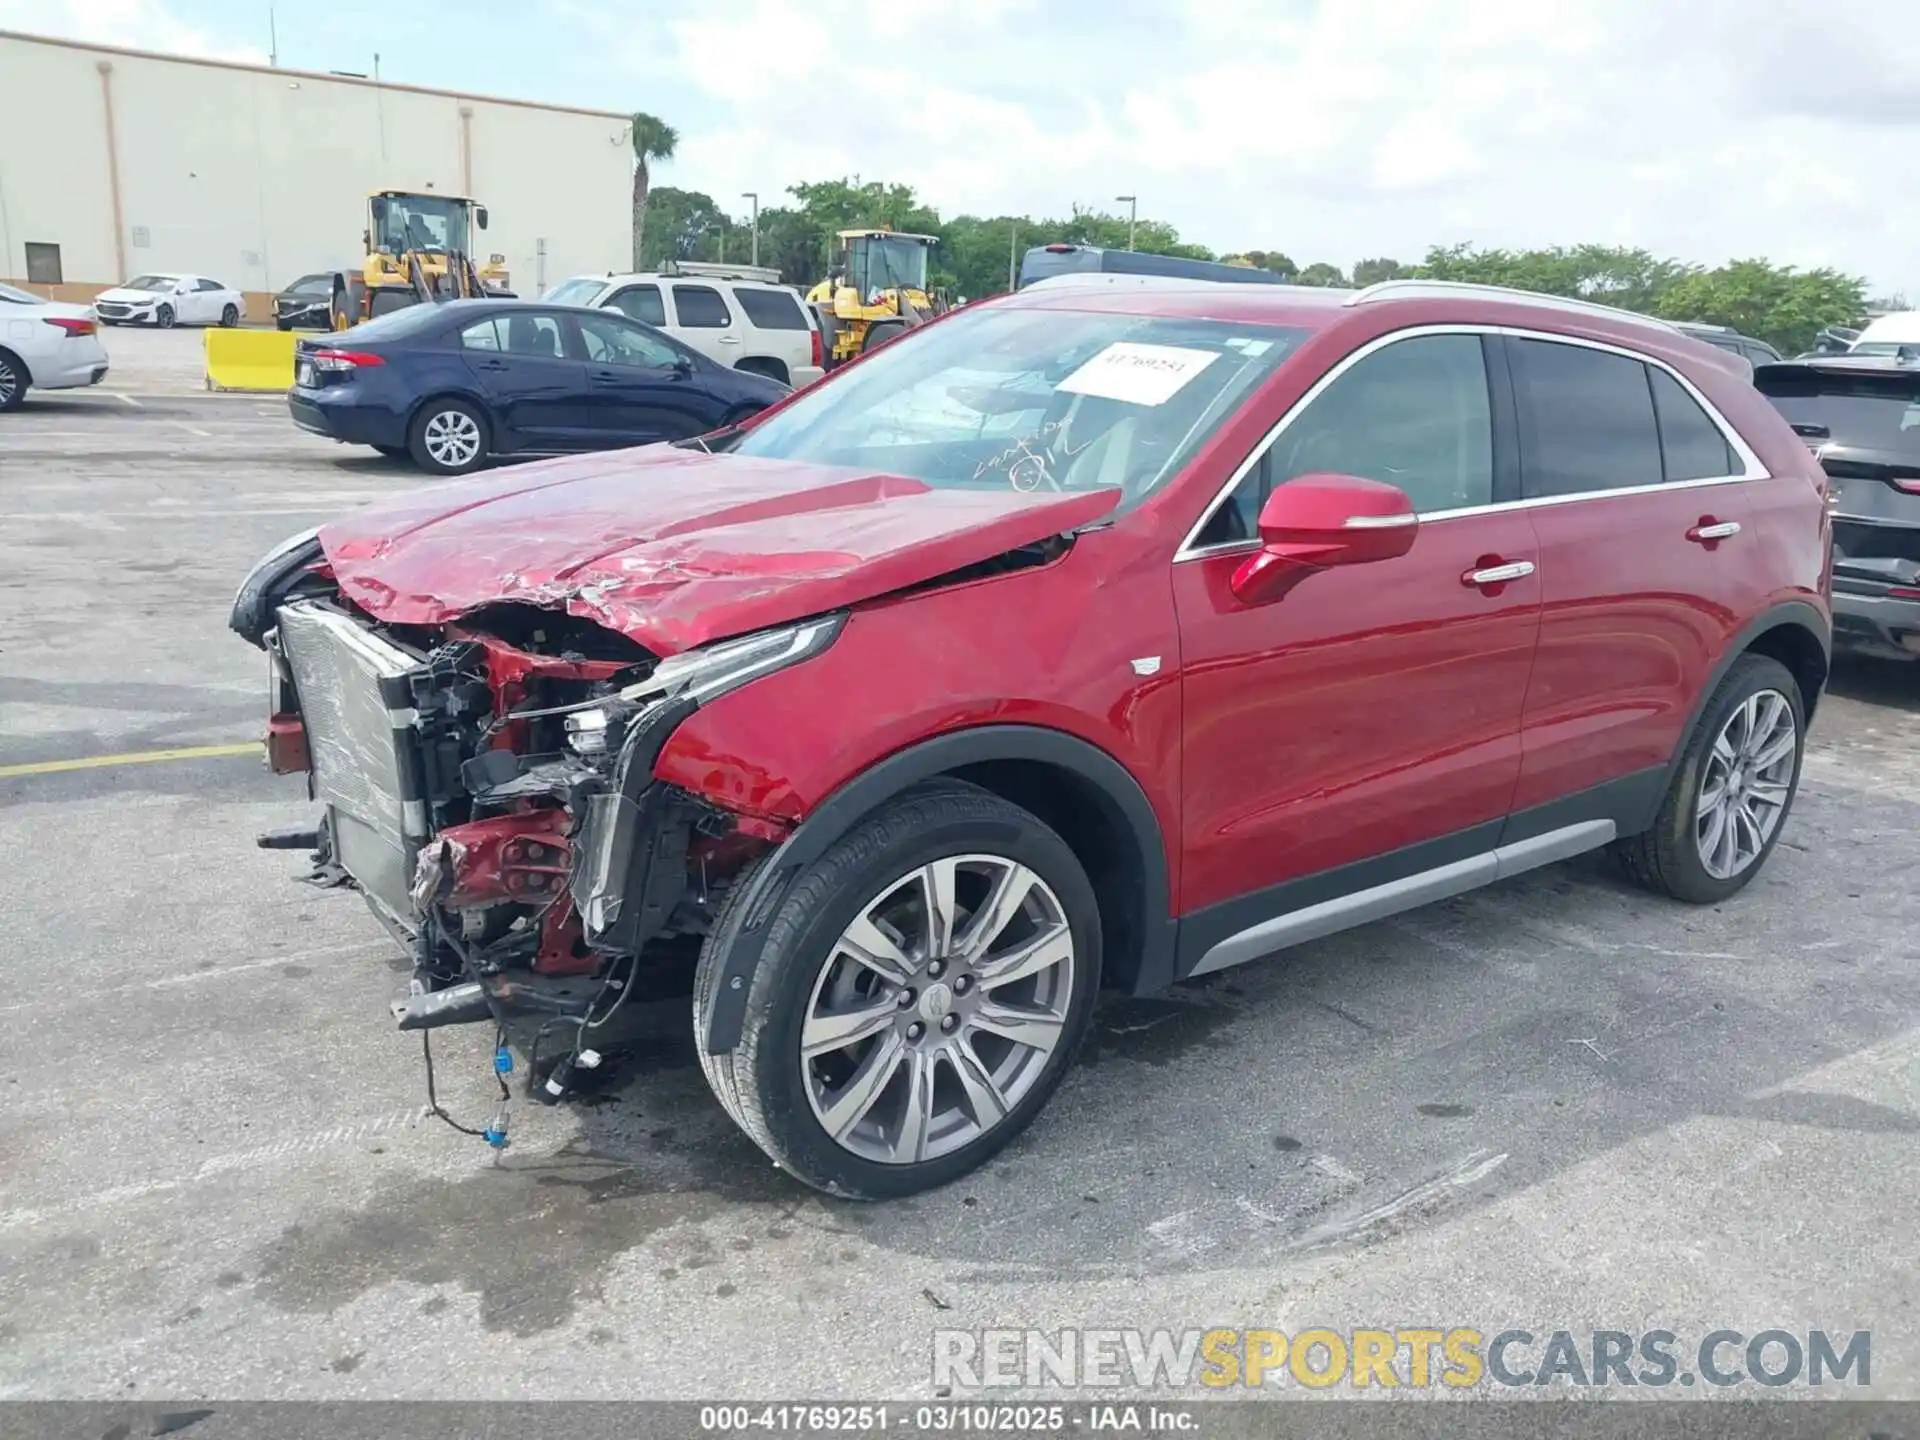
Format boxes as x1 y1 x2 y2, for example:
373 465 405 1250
317 450 1119 655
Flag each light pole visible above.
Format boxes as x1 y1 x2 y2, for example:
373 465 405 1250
1116 194 1137 251
741 191 759 268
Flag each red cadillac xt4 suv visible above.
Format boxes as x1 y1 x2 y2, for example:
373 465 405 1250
232 278 1831 1199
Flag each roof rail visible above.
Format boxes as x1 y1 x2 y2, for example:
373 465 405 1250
1344 279 1682 335
657 258 785 284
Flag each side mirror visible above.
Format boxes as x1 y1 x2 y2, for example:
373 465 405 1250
1229 472 1418 605
475 206 490 231
176 281 191 294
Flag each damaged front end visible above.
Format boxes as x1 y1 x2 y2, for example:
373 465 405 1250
231 535 838 1106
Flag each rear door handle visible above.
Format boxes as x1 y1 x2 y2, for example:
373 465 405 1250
474 358 509 372
1686 520 1741 543
716 335 742 345
1463 559 1535 586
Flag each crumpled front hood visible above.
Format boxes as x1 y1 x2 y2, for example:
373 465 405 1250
318 448 1119 654
95 287 161 303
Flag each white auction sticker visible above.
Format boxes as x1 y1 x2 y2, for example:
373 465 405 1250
1057 342 1220 406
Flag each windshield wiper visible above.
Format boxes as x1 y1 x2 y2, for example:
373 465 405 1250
674 419 750 454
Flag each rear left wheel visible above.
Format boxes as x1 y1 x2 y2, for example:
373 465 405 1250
1615 653 1804 903
696 784 1101 1199
407 399 489 475
221 304 240 327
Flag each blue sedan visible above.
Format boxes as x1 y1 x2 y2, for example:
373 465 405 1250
287 298 791 475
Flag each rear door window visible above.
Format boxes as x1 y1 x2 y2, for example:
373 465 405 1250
735 286 809 330
1649 368 1738 481
605 284 666 327
671 284 732 328
496 311 567 358
1511 338 1662 497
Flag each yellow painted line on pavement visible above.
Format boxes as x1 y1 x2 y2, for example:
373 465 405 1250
0 741 259 779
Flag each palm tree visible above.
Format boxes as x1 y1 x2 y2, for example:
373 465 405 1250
630 112 679 269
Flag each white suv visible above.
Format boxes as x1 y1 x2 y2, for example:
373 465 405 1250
543 263 824 388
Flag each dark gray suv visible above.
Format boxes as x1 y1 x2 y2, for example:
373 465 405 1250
1756 356 1920 662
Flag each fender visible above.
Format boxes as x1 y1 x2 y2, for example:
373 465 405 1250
1655 599 1830 813
699 724 1176 1055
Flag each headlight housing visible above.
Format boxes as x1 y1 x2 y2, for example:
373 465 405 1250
625 614 845 707
562 614 845 756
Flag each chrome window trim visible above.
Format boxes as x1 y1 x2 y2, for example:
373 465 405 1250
1174 323 1772 562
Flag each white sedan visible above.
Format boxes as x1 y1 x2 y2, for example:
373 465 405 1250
92 272 245 328
0 282 110 411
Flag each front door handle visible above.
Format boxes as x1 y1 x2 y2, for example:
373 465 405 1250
474 358 509 372
1462 559 1535 587
1686 519 1741 543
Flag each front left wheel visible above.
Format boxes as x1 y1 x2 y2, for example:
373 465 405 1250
0 349 27 411
695 784 1101 1199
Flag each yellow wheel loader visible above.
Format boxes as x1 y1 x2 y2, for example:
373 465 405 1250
804 229 951 370
334 190 515 328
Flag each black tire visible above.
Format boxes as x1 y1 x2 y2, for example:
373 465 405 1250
735 356 790 385
275 318 292 331
406 398 490 475
1614 653 1806 904
368 289 415 320
0 349 27 411
693 782 1101 1200
860 321 906 355
221 304 240 327
156 304 175 329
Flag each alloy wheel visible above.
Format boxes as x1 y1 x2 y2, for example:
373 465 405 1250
0 361 17 407
1695 688 1797 880
801 854 1075 1165
423 410 482 469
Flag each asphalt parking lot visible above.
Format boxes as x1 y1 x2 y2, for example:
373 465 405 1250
3 326 1919 1401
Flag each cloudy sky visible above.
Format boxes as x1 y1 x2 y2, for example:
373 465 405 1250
8 0 1919 296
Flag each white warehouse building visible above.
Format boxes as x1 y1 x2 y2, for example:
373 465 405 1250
0 29 633 315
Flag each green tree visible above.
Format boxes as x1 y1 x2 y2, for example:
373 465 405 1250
1233 250 1297 279
1413 243 1690 311
1296 261 1349 287
1654 260 1867 355
637 187 732 270
629 112 679 270
1351 256 1407 287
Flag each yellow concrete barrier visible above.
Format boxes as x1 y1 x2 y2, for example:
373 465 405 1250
204 327 297 392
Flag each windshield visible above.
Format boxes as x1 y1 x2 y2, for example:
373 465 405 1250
285 273 333 296
728 305 1309 508
543 277 607 306
0 282 37 304
370 194 471 256
850 236 930 296
1757 370 1920 456
123 275 177 291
